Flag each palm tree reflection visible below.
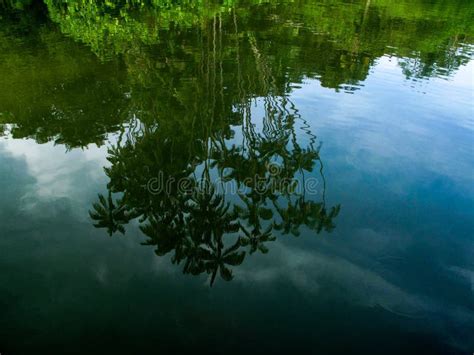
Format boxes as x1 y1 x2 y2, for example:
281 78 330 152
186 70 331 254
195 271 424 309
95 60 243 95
89 16 341 285
90 94 340 286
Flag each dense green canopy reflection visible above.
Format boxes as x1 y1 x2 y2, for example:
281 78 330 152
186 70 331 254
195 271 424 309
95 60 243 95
1 0 472 148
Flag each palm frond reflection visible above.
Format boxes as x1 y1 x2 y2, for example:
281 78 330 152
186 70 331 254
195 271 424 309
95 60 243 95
88 15 341 286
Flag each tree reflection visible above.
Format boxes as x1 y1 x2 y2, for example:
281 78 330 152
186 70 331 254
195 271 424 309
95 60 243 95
91 95 341 285
87 15 341 285
1 0 472 149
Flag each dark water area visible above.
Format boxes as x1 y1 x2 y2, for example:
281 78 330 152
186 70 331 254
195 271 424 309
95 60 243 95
0 0 473 354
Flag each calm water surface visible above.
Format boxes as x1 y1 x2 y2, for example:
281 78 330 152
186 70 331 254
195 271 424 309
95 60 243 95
0 1 473 354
